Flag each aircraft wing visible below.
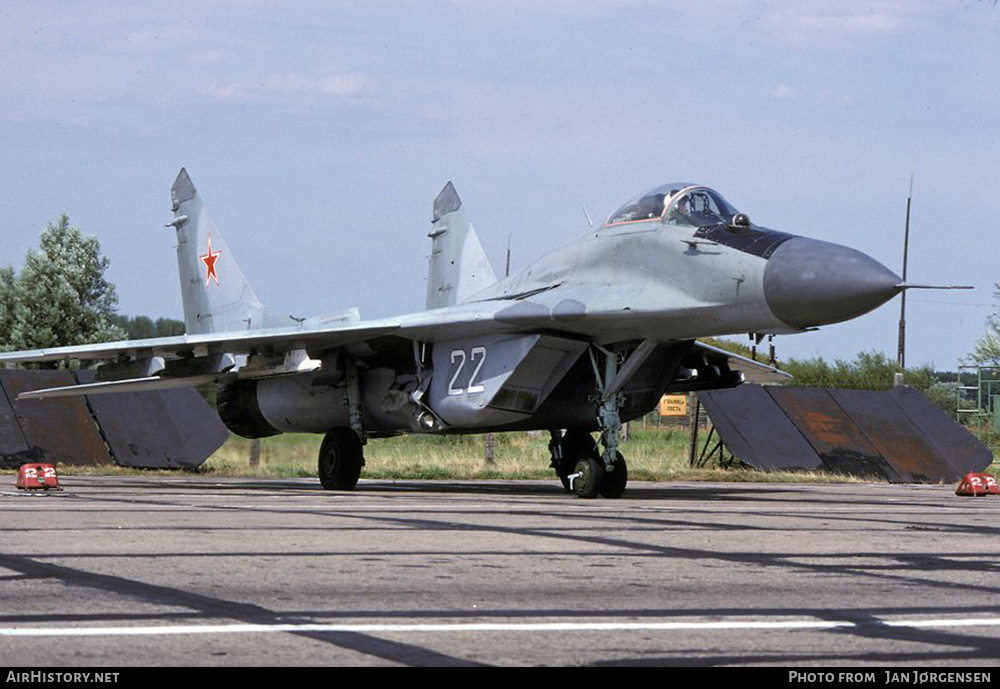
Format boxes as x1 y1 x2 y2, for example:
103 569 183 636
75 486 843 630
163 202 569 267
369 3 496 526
690 340 791 384
0 319 402 400
0 320 401 364
0 297 556 400
0 300 788 401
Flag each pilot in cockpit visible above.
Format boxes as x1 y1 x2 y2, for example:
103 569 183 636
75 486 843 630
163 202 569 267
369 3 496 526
670 194 693 225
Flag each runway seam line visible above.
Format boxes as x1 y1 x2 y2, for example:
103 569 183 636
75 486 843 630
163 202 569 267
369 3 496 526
4 616 1000 638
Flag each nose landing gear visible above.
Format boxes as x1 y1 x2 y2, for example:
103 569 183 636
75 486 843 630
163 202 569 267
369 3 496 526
549 342 647 499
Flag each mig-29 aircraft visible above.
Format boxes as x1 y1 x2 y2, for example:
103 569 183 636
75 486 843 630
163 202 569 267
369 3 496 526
0 170 912 497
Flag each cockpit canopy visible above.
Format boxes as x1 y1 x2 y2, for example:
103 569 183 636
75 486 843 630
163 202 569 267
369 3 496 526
606 183 740 229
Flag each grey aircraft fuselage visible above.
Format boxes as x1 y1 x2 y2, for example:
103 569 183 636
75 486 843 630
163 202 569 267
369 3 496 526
0 174 909 498
242 182 901 439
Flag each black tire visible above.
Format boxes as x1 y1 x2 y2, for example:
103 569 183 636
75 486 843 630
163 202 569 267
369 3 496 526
318 428 364 490
572 456 604 499
556 430 597 492
599 453 628 499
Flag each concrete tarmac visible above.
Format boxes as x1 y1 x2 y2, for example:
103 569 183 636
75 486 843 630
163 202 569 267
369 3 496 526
1 475 999 667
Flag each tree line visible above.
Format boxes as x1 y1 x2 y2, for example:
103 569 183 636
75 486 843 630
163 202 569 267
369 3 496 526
0 215 182 361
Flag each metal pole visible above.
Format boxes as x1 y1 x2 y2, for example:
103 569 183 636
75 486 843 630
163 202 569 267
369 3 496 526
687 393 700 467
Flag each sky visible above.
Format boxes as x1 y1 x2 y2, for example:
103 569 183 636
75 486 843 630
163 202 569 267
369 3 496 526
1 0 998 371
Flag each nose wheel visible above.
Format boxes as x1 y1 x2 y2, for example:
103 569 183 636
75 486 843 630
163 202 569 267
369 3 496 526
563 451 627 499
568 455 603 498
551 430 620 498
550 429 598 492
550 395 630 500
598 452 628 498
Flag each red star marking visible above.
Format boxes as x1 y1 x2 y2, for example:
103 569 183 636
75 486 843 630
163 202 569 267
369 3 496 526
199 233 222 286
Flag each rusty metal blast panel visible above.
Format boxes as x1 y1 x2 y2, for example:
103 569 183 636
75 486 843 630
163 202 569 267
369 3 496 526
0 370 113 467
695 385 824 471
76 371 227 469
0 381 32 468
767 387 900 481
828 388 953 482
698 385 992 483
887 385 993 478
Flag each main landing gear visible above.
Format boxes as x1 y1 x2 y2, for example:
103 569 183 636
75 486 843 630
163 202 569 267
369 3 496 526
319 359 366 491
318 427 365 490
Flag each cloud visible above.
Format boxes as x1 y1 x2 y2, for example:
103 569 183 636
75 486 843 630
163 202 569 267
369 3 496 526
759 1 926 46
771 83 795 100
769 83 854 106
613 0 938 49
200 73 372 104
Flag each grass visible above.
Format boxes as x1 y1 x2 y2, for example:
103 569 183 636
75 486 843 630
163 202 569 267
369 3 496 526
187 427 877 484
7 425 996 485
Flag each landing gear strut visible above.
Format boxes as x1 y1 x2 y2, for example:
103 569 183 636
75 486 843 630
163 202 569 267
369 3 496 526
587 344 632 498
319 358 366 491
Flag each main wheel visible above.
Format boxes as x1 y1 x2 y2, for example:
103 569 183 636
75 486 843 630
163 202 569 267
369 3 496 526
599 453 628 499
555 430 598 492
318 428 364 490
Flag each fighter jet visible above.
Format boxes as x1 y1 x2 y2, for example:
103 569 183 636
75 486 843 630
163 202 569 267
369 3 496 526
0 171 910 498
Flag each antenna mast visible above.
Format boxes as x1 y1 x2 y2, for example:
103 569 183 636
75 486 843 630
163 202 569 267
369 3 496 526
896 175 913 378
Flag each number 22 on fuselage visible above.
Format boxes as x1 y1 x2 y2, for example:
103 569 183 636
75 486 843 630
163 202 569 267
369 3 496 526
448 346 487 396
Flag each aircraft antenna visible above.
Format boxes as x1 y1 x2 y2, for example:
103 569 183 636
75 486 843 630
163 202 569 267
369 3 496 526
581 203 594 228
896 175 913 378
505 234 512 277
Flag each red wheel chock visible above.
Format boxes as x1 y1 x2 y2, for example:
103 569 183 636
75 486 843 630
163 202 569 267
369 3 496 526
16 463 62 491
956 472 999 497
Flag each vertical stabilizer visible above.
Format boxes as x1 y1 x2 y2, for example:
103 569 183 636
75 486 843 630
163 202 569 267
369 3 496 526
426 182 497 309
169 169 272 335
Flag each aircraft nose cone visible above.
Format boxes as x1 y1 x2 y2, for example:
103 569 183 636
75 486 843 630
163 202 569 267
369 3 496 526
763 237 901 329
